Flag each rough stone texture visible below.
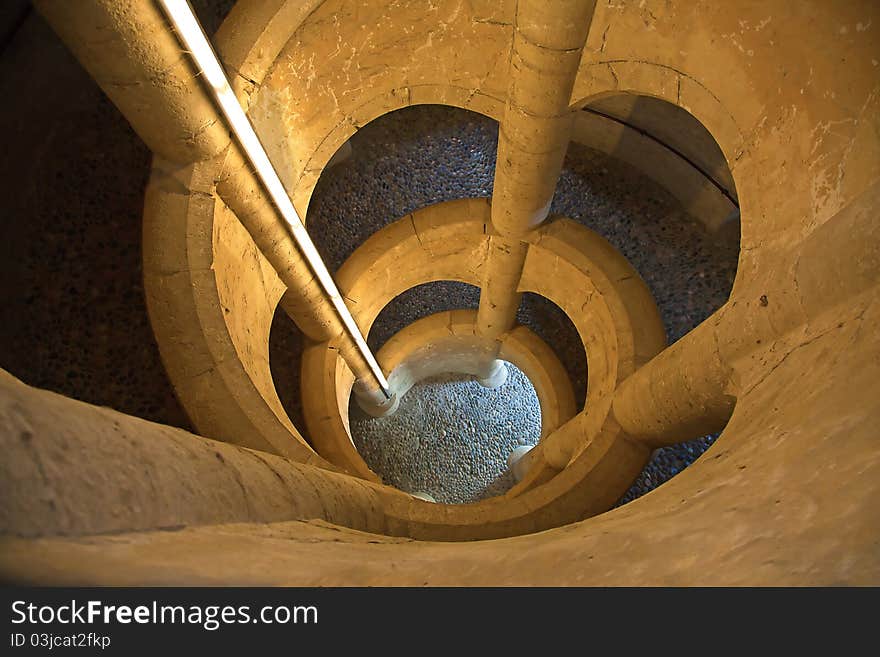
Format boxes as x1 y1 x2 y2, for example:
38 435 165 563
0 368 393 539
0 1 235 431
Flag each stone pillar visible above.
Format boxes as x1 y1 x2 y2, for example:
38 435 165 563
476 0 597 377
612 317 736 446
33 0 386 397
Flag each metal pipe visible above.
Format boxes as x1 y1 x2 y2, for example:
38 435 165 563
157 0 389 396
33 0 389 396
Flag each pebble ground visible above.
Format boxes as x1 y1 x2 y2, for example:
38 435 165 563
351 363 541 504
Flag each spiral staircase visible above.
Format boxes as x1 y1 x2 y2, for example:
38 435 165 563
0 0 878 585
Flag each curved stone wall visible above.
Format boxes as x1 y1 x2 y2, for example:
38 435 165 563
2 0 877 584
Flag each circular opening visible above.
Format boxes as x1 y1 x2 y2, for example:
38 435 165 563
272 101 740 508
570 93 739 505
349 361 542 503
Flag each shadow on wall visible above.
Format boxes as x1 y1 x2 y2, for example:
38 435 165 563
0 0 239 430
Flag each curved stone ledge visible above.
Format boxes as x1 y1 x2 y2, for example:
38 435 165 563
301 197 666 535
378 309 576 440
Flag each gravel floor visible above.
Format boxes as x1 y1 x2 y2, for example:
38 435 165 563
298 104 738 504
351 363 541 504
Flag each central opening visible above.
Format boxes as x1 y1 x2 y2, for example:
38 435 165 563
349 362 542 504
266 101 739 509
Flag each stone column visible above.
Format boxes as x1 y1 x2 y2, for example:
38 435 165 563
33 0 387 399
612 315 736 446
476 0 597 381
